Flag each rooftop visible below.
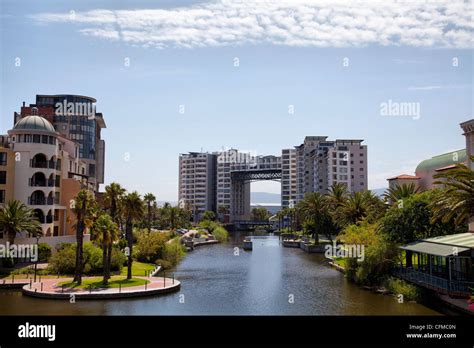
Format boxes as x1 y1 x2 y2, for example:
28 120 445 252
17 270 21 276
12 115 56 133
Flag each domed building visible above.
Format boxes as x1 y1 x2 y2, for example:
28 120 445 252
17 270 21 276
387 118 474 232
1 114 91 242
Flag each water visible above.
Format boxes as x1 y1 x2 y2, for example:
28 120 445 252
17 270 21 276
0 233 439 315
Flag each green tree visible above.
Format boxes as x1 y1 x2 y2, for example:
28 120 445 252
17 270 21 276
0 200 42 244
104 182 126 230
72 190 96 285
327 182 348 209
250 207 269 221
380 191 460 244
336 191 369 227
431 157 474 227
297 192 333 241
384 183 420 205
201 210 216 222
91 213 120 285
143 193 157 232
122 191 145 279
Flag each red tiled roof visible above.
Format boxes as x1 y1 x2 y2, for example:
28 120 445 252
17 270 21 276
387 174 420 180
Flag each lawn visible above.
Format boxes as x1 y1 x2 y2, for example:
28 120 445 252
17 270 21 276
58 276 150 289
119 261 156 277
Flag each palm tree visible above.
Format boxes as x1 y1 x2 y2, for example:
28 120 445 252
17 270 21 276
327 182 348 210
122 191 145 279
430 156 474 227
104 182 126 225
337 191 369 227
384 183 420 205
91 213 119 285
72 189 96 285
297 192 331 241
143 193 156 232
0 200 42 245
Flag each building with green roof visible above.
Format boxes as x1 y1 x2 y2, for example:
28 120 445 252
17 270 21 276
396 232 474 298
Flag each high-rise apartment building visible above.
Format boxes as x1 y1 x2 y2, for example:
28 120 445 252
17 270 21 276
14 94 106 190
179 137 366 221
281 148 297 207
289 137 368 207
178 152 217 221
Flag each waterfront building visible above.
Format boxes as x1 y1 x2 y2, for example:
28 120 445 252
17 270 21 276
180 136 368 221
291 137 368 206
396 232 474 298
0 115 91 242
281 148 297 208
389 119 473 192
178 152 217 222
15 95 106 191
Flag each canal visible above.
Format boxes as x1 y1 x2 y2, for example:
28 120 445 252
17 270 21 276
0 233 440 315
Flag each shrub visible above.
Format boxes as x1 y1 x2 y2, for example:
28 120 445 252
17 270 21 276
37 243 52 262
135 232 170 263
48 242 125 275
384 277 421 301
48 244 75 274
154 259 173 270
338 223 399 286
211 226 228 242
163 239 186 267
198 220 228 242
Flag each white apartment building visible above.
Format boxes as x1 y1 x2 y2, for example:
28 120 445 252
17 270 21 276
281 148 297 207
178 152 216 221
284 137 368 207
180 137 368 220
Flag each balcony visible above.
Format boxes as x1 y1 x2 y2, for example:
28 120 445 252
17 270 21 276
29 178 58 187
30 160 61 170
28 197 58 205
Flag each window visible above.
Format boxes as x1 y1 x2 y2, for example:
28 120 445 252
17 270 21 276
42 135 48 144
0 171 6 184
33 135 41 143
0 152 6 166
0 190 5 203
89 164 95 177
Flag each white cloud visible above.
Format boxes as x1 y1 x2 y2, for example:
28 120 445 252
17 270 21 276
31 0 473 49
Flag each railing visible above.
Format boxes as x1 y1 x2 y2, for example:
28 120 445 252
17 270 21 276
394 267 474 297
28 197 58 205
29 178 57 187
30 160 61 170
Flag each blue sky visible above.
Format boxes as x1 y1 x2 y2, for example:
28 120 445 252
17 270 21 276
1 0 472 201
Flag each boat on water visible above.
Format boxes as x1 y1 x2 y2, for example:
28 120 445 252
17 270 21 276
281 239 301 248
243 237 253 250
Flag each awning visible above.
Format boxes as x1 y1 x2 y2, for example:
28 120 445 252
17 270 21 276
400 241 470 257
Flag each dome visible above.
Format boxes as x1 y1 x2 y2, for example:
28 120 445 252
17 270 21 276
415 149 466 173
13 116 56 133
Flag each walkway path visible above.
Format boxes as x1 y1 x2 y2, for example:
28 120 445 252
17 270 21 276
22 276 180 300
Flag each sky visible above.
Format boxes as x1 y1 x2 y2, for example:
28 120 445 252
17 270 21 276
0 0 472 202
